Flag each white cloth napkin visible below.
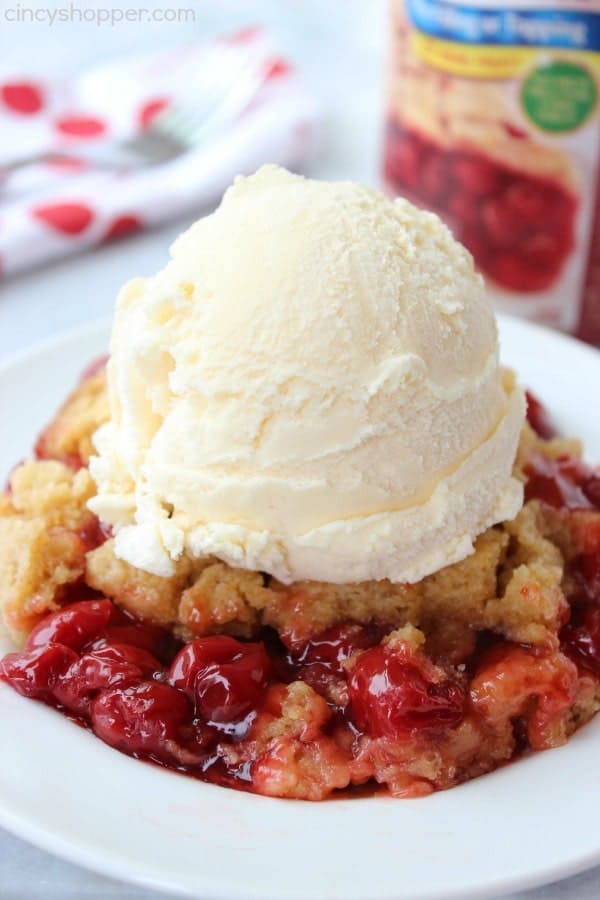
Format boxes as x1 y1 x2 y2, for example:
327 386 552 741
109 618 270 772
0 27 319 278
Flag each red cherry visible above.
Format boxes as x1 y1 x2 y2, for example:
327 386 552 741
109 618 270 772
521 232 562 269
169 636 244 695
505 179 550 224
577 516 600 557
477 176 575 291
384 131 421 190
583 475 600 509
556 192 578 228
34 432 84 470
460 228 491 268
486 253 557 292
420 153 447 205
482 196 516 247
1 82 43 114
524 454 596 510
78 516 111 551
168 635 271 724
33 202 94 236
447 191 480 229
91 622 175 661
568 553 600 606
452 155 500 194
0 644 78 700
347 644 465 738
470 642 577 750
525 391 558 440
25 599 115 652
286 623 383 705
562 607 600 676
55 115 106 138
91 681 194 763
291 623 381 673
54 643 161 716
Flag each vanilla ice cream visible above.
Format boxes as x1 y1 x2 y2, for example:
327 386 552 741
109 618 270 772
89 165 525 584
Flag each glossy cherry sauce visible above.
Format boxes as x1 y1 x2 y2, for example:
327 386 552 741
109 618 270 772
523 396 600 673
0 595 468 788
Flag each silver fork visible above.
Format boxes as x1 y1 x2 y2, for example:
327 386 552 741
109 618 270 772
2 44 269 175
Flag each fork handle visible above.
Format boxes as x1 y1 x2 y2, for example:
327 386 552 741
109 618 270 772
1 144 140 176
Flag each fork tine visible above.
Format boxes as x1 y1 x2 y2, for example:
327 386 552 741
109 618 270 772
120 43 269 164
152 71 234 133
156 52 266 139
121 129 186 163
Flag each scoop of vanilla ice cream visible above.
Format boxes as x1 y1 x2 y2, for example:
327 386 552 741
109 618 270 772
89 165 525 584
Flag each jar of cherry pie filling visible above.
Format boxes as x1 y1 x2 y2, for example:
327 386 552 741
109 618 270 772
384 0 600 345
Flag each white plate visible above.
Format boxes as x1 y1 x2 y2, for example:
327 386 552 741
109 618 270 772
0 316 599 900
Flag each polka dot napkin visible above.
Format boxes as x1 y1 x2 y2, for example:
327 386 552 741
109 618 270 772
0 27 319 278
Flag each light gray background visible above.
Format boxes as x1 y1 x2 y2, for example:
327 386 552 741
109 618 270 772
1 1 599 897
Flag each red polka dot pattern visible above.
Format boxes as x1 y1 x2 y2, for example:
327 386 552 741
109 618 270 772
33 203 94 236
227 26 261 44
102 215 142 243
55 116 107 138
138 98 169 130
1 82 44 114
0 30 306 279
264 59 292 80
45 156 87 172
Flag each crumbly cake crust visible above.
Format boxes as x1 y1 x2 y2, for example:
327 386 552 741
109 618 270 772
1 368 599 800
34 367 109 469
0 448 570 653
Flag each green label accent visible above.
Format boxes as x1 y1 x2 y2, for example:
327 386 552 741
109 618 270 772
521 61 597 133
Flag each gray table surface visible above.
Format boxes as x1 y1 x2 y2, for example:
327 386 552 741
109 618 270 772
3 825 600 900
1 1 599 897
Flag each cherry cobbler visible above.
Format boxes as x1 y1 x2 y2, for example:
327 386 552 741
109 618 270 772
1 361 600 800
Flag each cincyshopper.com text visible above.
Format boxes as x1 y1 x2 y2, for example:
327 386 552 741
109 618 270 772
3 3 197 27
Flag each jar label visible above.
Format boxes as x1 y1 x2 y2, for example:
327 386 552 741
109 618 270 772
407 1 600 51
384 0 600 342
521 61 597 133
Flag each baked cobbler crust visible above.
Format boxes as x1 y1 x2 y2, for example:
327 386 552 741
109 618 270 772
0 430 571 652
1 365 600 800
35 365 109 469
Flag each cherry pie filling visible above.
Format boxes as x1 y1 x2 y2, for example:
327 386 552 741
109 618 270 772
1 389 600 799
384 123 578 293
